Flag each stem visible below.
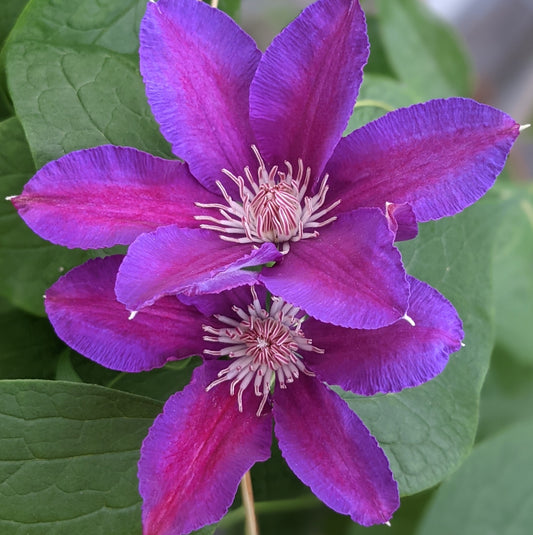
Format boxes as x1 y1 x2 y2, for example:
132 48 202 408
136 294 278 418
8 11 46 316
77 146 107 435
354 98 395 112
240 471 259 535
220 495 319 531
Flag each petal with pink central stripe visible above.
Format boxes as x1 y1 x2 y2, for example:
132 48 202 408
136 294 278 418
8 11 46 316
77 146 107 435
11 145 217 249
45 256 206 372
140 0 260 194
140 361 272 535
327 98 520 220
116 226 282 310
304 277 464 395
274 374 398 526
260 209 409 329
249 0 368 179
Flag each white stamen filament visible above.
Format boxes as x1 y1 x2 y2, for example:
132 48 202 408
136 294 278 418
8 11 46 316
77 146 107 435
204 288 323 416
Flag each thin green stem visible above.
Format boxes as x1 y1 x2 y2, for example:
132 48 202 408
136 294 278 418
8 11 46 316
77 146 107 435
104 372 126 389
354 98 395 112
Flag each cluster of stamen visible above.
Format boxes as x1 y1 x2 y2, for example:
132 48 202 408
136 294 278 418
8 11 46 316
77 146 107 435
203 288 324 416
195 146 341 254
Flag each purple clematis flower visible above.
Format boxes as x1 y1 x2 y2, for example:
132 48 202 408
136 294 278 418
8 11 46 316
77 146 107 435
10 0 521 330
45 255 463 534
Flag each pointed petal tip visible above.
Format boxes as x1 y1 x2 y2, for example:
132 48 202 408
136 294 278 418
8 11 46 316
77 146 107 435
5 195 17 201
519 123 531 132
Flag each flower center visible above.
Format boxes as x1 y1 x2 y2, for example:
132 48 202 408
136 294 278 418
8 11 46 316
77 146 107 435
195 146 341 254
203 288 324 416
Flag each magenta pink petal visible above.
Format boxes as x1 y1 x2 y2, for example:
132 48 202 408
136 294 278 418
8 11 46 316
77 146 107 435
326 98 520 221
304 277 464 395
140 0 260 194
45 256 206 372
274 374 398 526
11 145 217 249
116 226 282 311
260 209 408 329
140 361 272 535
249 0 368 179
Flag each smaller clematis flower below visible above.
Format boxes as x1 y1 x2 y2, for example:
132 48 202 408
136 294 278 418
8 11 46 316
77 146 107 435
45 256 464 535
9 0 524 332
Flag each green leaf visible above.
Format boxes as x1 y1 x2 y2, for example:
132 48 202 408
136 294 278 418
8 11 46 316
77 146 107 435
376 0 471 100
492 182 533 364
342 200 500 496
478 346 533 441
72 352 202 402
416 420 533 535
0 117 91 315
0 380 162 535
346 74 416 133
4 0 146 55
0 0 28 49
0 309 62 379
0 0 30 119
55 349 83 382
204 0 241 19
6 42 171 167
363 14 395 79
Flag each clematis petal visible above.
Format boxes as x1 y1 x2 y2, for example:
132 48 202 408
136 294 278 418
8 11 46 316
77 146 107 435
385 202 418 242
304 277 464 395
45 256 206 372
260 209 408 329
11 145 217 249
140 361 272 535
140 0 261 194
116 226 282 310
326 98 520 221
179 284 268 318
274 374 398 526
249 0 368 178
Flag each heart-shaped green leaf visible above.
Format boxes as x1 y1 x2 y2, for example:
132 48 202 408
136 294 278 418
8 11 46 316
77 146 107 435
416 420 533 535
0 380 162 534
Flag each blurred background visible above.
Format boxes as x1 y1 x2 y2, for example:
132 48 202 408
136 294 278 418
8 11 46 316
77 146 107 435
241 0 533 179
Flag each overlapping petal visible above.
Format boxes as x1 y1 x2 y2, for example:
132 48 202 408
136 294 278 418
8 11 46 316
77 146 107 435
250 0 368 178
385 202 418 242
274 373 398 526
11 145 217 249
116 226 282 310
140 0 261 194
140 361 272 535
304 277 464 395
179 284 268 318
45 256 206 372
260 209 408 329
326 98 520 220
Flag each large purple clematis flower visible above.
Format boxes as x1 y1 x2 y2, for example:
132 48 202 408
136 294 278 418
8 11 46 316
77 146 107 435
45 255 463 534
10 0 521 330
